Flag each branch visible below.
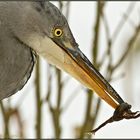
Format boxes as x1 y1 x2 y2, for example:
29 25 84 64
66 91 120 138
79 1 105 138
112 2 136 44
35 57 42 138
92 1 105 66
112 24 140 71
0 101 10 138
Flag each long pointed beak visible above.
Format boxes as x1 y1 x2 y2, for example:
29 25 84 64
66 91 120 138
68 48 124 109
36 35 140 133
51 39 125 109
16 29 124 109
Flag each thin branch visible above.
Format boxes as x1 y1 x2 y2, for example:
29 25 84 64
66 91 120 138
35 57 42 138
45 65 52 102
54 69 62 138
0 101 10 138
98 10 111 68
92 1 105 66
79 89 93 138
112 24 140 71
112 2 136 44
79 1 105 138
65 2 70 21
58 1 63 12
62 85 83 112
98 3 135 69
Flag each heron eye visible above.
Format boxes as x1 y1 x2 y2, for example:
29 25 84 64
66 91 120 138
54 28 63 37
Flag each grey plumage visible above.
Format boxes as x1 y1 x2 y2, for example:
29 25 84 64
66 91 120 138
0 2 42 100
0 1 123 109
0 16 35 100
0 1 74 100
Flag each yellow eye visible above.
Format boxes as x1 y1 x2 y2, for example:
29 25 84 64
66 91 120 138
54 28 63 37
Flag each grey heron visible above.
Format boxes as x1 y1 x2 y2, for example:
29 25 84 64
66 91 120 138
0 1 139 132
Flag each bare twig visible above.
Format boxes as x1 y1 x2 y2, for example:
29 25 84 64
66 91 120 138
98 11 111 68
92 1 105 66
35 57 42 138
62 85 83 112
65 2 70 21
79 89 94 138
112 24 140 71
79 1 105 138
99 3 136 68
54 69 63 138
112 3 136 44
45 65 52 102
0 101 10 138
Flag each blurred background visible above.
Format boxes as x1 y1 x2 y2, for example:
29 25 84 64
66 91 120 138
0 1 140 139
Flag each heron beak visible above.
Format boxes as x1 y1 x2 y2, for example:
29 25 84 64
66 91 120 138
15 31 123 109
51 39 124 109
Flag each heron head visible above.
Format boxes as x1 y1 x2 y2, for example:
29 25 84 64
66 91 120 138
11 1 78 66
10 1 123 108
